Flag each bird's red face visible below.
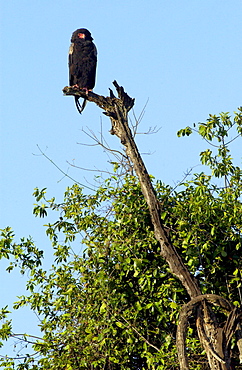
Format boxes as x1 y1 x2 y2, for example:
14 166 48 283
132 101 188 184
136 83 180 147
78 33 85 39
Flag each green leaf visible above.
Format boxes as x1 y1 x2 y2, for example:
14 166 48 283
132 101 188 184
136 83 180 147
99 302 107 313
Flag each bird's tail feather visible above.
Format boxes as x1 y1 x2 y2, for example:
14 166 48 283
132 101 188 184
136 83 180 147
74 96 87 115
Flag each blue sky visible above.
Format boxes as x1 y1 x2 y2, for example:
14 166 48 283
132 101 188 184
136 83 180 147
1 0 242 358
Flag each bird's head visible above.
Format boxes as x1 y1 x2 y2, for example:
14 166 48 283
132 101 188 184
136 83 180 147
71 28 93 42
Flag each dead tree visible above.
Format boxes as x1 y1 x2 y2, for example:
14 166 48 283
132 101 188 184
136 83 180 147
63 82 242 369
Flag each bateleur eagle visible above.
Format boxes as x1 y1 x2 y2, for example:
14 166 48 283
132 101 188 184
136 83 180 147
69 28 97 114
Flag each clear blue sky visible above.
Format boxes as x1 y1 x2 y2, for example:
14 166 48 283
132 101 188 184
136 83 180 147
1 0 242 358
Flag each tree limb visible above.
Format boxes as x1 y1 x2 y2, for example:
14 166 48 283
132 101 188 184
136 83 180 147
63 81 201 299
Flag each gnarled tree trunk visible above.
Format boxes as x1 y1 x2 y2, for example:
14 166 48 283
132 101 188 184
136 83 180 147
63 82 242 369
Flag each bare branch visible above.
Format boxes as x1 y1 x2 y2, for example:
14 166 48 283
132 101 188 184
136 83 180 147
35 145 95 191
120 316 160 352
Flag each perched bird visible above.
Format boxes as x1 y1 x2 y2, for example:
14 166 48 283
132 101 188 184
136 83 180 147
69 28 97 114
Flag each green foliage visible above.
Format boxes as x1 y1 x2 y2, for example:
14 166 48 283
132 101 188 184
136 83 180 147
0 108 242 369
0 227 43 274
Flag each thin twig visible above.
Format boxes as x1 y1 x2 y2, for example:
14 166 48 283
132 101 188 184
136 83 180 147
120 316 160 352
35 145 95 191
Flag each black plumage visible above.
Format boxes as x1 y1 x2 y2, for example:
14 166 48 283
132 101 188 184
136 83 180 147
69 28 97 114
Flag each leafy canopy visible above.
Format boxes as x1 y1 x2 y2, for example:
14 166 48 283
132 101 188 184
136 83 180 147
0 108 242 369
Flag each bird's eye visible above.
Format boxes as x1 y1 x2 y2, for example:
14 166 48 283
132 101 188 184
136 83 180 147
78 33 85 39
